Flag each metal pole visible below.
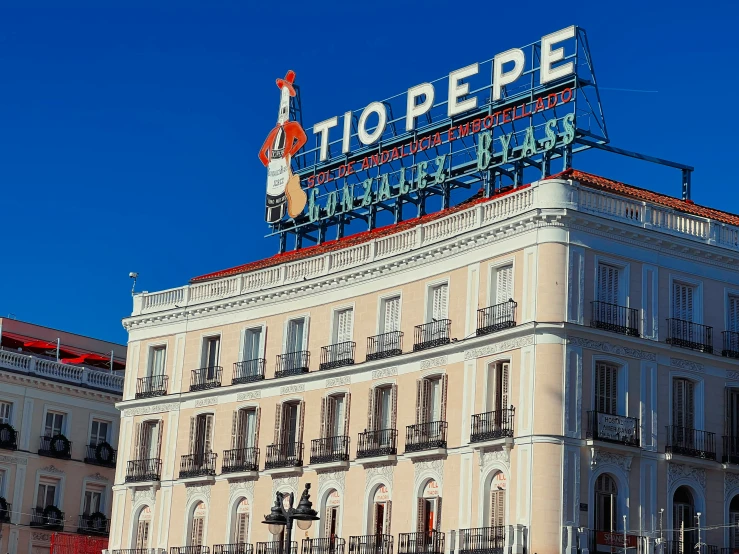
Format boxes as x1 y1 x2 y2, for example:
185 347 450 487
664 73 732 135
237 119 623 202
56 338 60 362
623 515 627 554
285 518 293 554
695 512 701 554
660 509 665 554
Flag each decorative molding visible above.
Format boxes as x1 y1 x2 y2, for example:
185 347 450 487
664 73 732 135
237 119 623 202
566 337 657 361
195 397 218 407
670 358 704 373
728 371 739 382
0 454 27 465
272 476 300 496
371 367 398 380
280 384 305 395
131 487 156 505
478 448 511 469
237 391 261 401
40 465 64 475
590 449 632 472
413 459 444 487
667 462 706 491
318 470 347 492
365 463 394 497
185 484 212 504
420 356 448 370
32 532 51 542
87 472 109 482
229 479 256 501
326 376 351 388
123 403 180 418
464 335 535 360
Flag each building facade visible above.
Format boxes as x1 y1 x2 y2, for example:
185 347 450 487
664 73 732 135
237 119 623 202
0 318 125 554
111 170 739 554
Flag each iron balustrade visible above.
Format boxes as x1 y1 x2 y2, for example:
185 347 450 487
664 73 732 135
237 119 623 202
458 526 506 554
84 442 117 467
190 366 223 391
366 331 404 361
666 542 718 554
723 436 739 464
310 436 350 464
170 547 210 554
214 545 254 554
666 425 716 460
77 513 110 536
590 301 639 336
233 359 266 384
179 452 218 478
222 447 260 473
256 542 298 554
470 408 515 443
320 342 356 370
586 411 639 447
0 424 17 450
405 421 448 452
397 532 445 554
125 458 162 482
723 331 739 358
276 351 310 378
302 538 346 554
30 506 64 530
348 535 394 554
265 442 304 469
476 301 517 336
136 375 168 398
413 320 451 351
356 429 398 458
39 435 72 459
666 318 713 353
0 499 10 523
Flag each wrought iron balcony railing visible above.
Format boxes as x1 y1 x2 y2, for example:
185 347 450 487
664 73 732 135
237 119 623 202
405 421 448 452
77 513 110 536
666 425 716 460
356 428 397 458
723 331 739 358
170 547 210 554
136 375 168 399
84 442 117 467
302 538 346 554
190 366 223 391
265 441 304 469
214 544 254 554
0 423 17 450
310 435 350 464
276 351 310 378
666 542 717 554
366 331 404 361
590 301 639 336
125 458 162 483
458 526 506 554
348 535 393 554
256 542 297 554
30 506 64 530
476 300 517 336
586 411 639 447
0 498 10 523
39 435 72 459
233 359 266 384
397 532 445 554
723 435 739 464
222 447 260 473
320 342 356 370
179 452 218 478
666 318 713 353
413 320 451 351
470 408 515 443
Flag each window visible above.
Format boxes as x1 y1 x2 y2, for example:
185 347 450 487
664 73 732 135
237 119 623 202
134 420 163 461
89 419 110 446
0 401 11 425
321 393 350 438
594 474 617 531
232 409 259 450
372 486 392 536
333 308 354 344
672 282 696 322
369 386 396 432
416 480 441 535
83 488 103 515
673 486 695 548
380 296 401 334
323 491 340 540
286 318 306 353
731 496 739 547
673 378 695 429
202 336 221 369
275 401 304 456
428 284 449 322
595 363 618 415
597 263 620 305
189 414 214 456
489 472 506 527
730 296 739 333
242 328 263 362
727 389 739 440
190 502 206 546
149 346 166 377
235 509 249 544
37 481 57 508
44 411 65 437
135 508 152 549
493 265 513 305
486 362 509 413
416 376 447 423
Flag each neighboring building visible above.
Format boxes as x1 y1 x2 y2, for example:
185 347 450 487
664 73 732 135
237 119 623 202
0 318 125 554
110 170 739 554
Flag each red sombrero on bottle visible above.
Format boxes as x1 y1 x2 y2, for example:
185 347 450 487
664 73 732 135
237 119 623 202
259 70 308 223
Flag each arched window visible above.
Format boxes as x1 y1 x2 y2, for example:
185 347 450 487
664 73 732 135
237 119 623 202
135 506 152 549
488 472 506 528
371 484 391 537
322 489 341 541
673 486 695 550
189 502 206 547
416 480 441 537
730 496 739 547
594 474 617 531
232 498 250 545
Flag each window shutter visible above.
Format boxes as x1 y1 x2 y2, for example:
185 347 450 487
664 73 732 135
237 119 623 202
374 388 384 431
726 388 732 438
238 328 246 363
496 266 513 304
416 498 426 533
686 381 695 429
188 417 196 455
231 412 238 450
133 423 142 461
155 420 164 460
298 400 306 446
422 379 431 423
320 397 327 439
435 497 442 531
673 283 695 322
731 297 739 332
501 364 509 410
237 512 249 544
367 389 375 431
343 392 351 437
324 506 332 538
491 490 505 527
384 500 392 535
327 397 337 438
204 414 214 454
598 264 619 305
596 363 617 415
391 384 398 430
415 380 423 424
384 297 400 333
302 316 311 351
136 520 150 549
274 404 282 444
255 407 262 450
337 309 353 344
432 285 449 320
440 375 448 422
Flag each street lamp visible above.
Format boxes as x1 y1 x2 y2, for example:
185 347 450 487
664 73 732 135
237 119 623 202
263 483 320 554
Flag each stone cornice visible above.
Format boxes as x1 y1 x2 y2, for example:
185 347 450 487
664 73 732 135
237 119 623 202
0 368 121 403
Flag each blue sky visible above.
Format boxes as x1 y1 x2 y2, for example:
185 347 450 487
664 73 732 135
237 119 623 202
1 1 736 344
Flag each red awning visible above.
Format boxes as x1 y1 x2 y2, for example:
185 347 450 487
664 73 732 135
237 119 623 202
60 353 124 371
0 331 124 370
23 340 77 358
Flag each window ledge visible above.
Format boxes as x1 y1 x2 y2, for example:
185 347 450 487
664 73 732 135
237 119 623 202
357 454 397 467
123 480 160 490
216 471 259 482
179 475 216 485
263 466 303 477
586 439 641 455
470 437 514 451
309 460 350 472
665 453 718 468
405 448 447 461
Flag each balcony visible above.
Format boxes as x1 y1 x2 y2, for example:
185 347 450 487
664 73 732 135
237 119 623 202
136 375 168 399
458 526 506 554
222 447 260 474
179 452 218 479
470 408 515 444
77 513 110 536
666 542 717 554
0 423 17 450
397 532 445 554
723 331 739 358
310 436 350 467
214 545 254 554
320 342 356 371
170 548 209 554
265 442 304 471
666 318 713 353
723 436 739 464
256 542 298 554
84 442 117 467
666 425 716 461
302 538 346 554
276 351 310 378
476 300 517 336
348 535 393 554
39 435 72 459
366 331 404 361
125 458 162 483
405 421 447 456
30 506 64 530
586 411 639 447
590 301 639 336
190 366 223 391
413 320 451 351
233 359 266 384
0 498 10 523
356 429 398 460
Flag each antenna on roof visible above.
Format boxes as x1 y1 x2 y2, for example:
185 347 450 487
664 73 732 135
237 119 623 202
129 272 139 296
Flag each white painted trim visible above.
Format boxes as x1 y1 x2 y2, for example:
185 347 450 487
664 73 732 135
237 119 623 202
199 331 223 368
641 265 659 340
329 302 356 344
424 277 451 323
593 254 631 307
590 355 629 417
587 463 630 530
486 257 516 308
145 342 168 378
183 493 210 547
40 404 71 437
478 464 510 527
668 370 705 431
375 291 404 335
522 246 538 323
239 322 267 362
668 273 704 324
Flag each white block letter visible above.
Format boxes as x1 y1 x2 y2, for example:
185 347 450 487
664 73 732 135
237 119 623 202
358 102 387 145
313 116 338 161
406 83 435 131
342 111 352 154
448 63 478 117
540 26 575 84
493 49 525 101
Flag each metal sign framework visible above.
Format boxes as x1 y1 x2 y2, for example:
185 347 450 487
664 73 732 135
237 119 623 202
269 27 692 253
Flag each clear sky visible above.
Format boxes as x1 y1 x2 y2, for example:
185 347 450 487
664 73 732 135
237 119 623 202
1 1 736 344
